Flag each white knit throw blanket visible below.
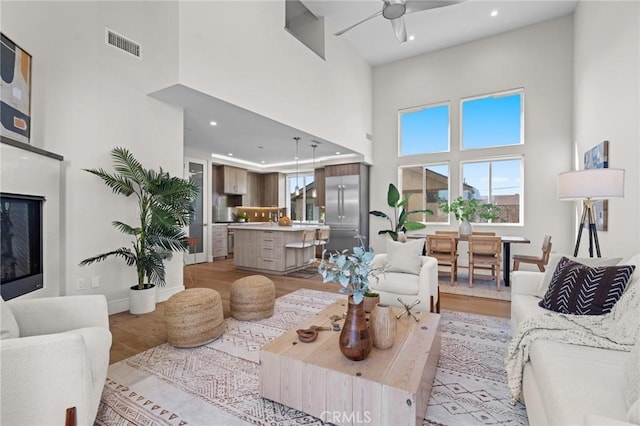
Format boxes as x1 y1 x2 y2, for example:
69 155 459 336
505 280 640 405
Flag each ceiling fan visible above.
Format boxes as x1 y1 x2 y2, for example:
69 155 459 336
334 0 463 43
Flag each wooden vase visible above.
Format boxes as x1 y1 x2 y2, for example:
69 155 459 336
370 303 396 350
339 297 372 361
363 294 380 314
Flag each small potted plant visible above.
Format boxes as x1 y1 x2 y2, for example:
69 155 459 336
439 196 501 236
235 211 248 223
370 183 432 241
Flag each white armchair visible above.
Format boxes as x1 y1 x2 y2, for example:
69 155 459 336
1 295 112 426
369 254 439 313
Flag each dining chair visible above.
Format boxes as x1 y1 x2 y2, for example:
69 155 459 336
426 234 458 283
472 231 496 236
513 235 552 272
468 235 502 289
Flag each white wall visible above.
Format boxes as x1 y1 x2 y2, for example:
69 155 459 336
0 144 62 298
2 1 184 313
573 1 640 259
176 1 374 163
371 17 575 258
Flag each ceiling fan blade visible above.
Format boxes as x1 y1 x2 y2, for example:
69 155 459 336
391 17 407 43
405 0 464 15
334 9 383 36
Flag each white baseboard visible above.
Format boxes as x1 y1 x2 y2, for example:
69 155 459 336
107 285 186 315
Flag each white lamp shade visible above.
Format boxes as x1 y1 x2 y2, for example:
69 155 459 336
557 168 625 200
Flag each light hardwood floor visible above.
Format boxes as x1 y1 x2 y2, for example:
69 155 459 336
108 258 511 364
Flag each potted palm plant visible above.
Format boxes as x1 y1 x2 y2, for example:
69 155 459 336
80 147 198 314
370 183 432 241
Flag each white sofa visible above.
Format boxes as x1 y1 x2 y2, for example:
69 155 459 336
1 295 112 426
369 253 438 313
511 254 640 425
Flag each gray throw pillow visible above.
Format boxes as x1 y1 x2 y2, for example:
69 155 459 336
385 238 424 275
535 253 623 298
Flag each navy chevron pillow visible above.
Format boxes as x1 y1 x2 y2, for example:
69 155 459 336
539 256 635 315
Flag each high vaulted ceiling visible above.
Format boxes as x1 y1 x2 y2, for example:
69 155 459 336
180 0 578 170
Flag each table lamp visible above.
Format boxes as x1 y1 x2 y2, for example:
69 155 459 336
557 168 624 257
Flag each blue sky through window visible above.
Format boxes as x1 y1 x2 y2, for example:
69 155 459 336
462 92 522 149
400 104 449 155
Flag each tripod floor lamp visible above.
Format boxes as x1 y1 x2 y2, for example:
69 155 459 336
557 168 625 258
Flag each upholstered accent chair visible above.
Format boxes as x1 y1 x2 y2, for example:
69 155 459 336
1 295 112 426
368 239 439 313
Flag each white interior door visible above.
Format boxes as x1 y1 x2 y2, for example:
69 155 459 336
184 158 208 264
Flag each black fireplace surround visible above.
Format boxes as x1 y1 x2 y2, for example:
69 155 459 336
1 193 44 300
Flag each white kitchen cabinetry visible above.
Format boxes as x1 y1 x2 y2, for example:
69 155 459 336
212 224 228 259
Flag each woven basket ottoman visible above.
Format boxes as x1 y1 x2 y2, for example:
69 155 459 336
165 288 225 347
230 275 276 320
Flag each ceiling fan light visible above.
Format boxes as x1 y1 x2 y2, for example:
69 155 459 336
383 2 406 20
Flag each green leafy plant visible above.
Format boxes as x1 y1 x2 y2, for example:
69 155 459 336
369 183 433 241
79 147 198 290
235 211 248 221
364 291 379 298
318 235 377 304
439 196 501 223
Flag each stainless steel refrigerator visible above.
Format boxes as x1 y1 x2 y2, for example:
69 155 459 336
325 166 369 253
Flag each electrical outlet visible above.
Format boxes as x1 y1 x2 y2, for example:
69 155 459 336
76 278 85 291
91 276 100 288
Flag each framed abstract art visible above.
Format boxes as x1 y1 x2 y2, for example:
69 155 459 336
1 33 32 144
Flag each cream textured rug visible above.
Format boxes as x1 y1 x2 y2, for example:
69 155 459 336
95 289 527 426
438 272 512 301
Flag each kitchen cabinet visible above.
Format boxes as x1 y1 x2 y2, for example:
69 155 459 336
262 172 285 207
243 172 261 206
314 167 325 207
218 165 247 194
211 224 228 258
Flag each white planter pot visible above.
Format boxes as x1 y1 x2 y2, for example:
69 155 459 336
129 284 156 314
459 220 472 237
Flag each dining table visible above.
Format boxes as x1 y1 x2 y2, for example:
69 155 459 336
409 233 531 287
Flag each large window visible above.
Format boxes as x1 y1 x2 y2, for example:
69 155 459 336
288 173 317 221
399 103 449 156
461 158 522 224
401 164 449 223
461 90 523 150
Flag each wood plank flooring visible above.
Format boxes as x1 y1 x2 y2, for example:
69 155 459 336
108 258 511 364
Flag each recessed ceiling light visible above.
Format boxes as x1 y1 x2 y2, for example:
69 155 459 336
228 153 233 156
408 35 415 41
261 160 266 164
210 121 217 126
294 156 299 160
335 151 341 155
490 9 498 17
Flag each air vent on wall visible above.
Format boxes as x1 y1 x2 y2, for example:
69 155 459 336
105 29 141 58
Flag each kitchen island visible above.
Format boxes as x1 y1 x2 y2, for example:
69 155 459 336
229 223 326 275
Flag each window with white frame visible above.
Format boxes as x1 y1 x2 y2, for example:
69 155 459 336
288 173 317 221
399 102 450 156
401 164 449 224
461 158 522 224
461 89 523 150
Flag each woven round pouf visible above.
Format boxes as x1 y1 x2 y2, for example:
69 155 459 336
165 288 225 348
230 275 276 320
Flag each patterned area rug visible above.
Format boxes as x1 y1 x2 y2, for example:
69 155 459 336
95 289 527 426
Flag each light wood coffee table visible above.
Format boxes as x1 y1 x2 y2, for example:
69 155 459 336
260 299 441 426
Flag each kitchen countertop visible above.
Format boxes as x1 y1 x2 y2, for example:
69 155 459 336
228 223 324 231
